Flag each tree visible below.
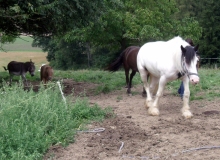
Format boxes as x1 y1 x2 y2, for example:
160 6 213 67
34 0 203 69
196 0 220 63
176 0 220 65
61 0 202 69
0 0 106 38
65 0 202 51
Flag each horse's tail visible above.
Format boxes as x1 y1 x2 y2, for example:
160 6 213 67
3 66 7 71
105 49 127 72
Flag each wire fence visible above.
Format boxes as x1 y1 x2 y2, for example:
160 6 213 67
200 58 220 69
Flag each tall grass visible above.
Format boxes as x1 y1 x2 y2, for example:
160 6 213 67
0 81 112 160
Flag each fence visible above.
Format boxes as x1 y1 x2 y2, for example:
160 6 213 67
200 58 220 69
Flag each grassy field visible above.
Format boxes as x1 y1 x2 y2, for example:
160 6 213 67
1 37 220 159
0 36 48 72
1 36 42 52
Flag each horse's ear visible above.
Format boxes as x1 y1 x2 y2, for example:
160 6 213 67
181 45 186 53
194 44 199 52
30 59 32 62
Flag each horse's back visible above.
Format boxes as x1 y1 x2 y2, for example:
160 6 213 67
41 65 53 82
137 37 191 78
7 61 24 74
137 41 169 70
124 46 140 71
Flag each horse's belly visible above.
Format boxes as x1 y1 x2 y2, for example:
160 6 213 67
10 71 22 76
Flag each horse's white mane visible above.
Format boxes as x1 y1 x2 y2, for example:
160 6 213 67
167 36 189 73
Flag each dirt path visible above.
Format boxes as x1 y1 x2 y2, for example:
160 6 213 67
44 80 220 160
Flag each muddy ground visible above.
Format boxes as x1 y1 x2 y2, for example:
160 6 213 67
42 79 220 160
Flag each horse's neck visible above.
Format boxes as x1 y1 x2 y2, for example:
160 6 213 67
23 63 30 72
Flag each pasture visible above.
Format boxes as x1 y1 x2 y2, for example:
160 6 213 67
1 37 220 159
0 36 47 72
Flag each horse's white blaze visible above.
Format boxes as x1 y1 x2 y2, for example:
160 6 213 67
186 56 200 84
137 36 199 118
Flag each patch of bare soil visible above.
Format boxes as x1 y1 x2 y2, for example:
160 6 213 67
41 80 220 160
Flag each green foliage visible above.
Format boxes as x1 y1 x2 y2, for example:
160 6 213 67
197 1 220 62
33 37 88 70
0 0 106 37
56 0 202 69
176 0 220 64
0 81 111 159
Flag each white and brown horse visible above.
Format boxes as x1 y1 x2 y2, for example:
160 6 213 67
137 36 199 118
3 59 36 84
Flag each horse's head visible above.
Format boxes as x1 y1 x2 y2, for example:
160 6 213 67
28 60 36 76
181 45 200 85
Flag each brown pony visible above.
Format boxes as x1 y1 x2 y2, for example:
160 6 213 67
40 65 54 84
105 46 146 95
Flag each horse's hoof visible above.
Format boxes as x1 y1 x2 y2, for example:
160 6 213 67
127 89 131 94
148 107 159 116
145 100 153 108
182 111 193 119
142 93 147 97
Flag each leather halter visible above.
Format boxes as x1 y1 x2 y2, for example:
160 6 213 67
181 56 199 79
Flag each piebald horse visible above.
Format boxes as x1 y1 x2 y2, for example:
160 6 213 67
137 36 199 118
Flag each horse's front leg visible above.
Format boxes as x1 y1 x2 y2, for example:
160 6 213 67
9 74 13 85
21 74 28 86
181 80 193 118
148 76 166 116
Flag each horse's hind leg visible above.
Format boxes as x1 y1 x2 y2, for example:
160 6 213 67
124 69 129 88
127 70 136 94
138 68 153 108
148 76 163 116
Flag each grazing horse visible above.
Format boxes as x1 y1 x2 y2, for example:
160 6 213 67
137 36 199 119
105 46 146 94
3 59 36 84
40 65 54 84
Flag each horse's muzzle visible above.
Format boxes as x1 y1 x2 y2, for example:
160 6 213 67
190 76 199 85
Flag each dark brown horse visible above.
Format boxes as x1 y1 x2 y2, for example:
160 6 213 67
3 59 36 84
105 46 146 94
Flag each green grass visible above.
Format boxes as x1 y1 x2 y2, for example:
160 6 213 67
1 68 220 159
54 69 142 94
54 69 220 100
1 36 42 52
0 81 112 160
166 69 220 100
